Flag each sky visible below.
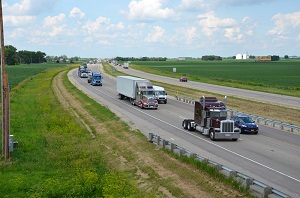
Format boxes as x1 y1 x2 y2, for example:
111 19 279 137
3 0 300 58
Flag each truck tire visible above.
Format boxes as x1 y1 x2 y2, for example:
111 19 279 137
183 120 188 129
209 129 215 141
232 138 238 141
164 100 167 104
187 122 193 131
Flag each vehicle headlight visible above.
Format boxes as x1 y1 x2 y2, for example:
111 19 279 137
242 124 247 128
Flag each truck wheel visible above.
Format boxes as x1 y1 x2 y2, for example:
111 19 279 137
209 129 215 141
165 100 167 104
232 138 238 141
187 123 192 131
183 121 188 129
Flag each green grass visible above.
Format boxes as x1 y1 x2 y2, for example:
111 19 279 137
104 60 300 126
0 63 253 197
0 66 144 197
129 60 300 97
6 63 70 88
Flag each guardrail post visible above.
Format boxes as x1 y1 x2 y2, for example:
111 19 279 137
208 161 222 171
186 153 196 159
170 143 176 152
148 133 153 143
156 136 160 145
159 139 166 149
250 181 272 198
235 173 253 190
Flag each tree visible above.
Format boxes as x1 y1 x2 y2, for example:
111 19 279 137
284 55 289 59
4 45 19 65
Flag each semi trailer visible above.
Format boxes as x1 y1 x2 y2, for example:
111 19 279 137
116 76 158 109
182 96 240 141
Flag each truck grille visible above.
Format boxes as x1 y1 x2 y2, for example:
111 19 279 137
221 121 234 132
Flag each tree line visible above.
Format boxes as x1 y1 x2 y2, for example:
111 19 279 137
201 55 222 61
4 45 47 65
114 56 167 61
3 45 82 65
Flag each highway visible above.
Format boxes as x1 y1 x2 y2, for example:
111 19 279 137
114 65 300 110
68 64 300 198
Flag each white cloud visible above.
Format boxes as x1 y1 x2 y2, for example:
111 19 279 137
84 37 93 42
224 27 244 43
5 0 60 15
7 28 27 39
69 7 85 19
185 27 198 43
43 13 66 27
107 22 125 31
127 0 178 21
197 11 237 36
4 15 36 27
268 11 300 38
98 40 112 45
83 16 110 35
179 0 209 11
43 14 67 37
145 26 165 42
213 0 279 7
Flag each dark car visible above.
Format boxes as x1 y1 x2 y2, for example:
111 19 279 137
179 76 188 82
232 116 259 134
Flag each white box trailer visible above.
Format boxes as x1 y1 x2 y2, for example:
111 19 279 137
116 76 149 99
116 76 158 109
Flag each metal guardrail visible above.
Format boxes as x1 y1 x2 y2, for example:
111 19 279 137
174 95 300 133
148 133 292 198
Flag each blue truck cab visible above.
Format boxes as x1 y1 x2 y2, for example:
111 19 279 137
91 73 102 86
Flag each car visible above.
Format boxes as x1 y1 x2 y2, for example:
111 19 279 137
179 76 188 82
232 115 259 134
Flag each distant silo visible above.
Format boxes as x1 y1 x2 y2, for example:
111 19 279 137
243 54 248 59
236 54 242 59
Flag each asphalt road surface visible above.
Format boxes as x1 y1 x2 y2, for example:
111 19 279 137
115 65 300 110
69 65 300 197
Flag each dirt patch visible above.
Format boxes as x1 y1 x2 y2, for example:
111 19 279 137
52 70 246 197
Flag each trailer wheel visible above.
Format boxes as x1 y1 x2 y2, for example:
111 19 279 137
209 129 215 141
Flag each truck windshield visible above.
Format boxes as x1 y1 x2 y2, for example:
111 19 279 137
155 91 165 95
143 91 154 95
93 77 101 80
210 110 227 118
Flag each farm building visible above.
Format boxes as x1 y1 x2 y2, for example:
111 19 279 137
236 53 248 59
236 54 242 59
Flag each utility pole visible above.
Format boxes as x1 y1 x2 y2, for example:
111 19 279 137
0 0 10 161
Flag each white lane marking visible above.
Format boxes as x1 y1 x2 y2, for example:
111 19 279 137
72 70 300 184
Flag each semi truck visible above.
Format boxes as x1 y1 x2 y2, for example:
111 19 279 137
153 85 167 104
89 72 102 86
116 76 158 109
182 96 240 141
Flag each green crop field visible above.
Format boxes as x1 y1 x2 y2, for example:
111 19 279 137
131 60 300 91
5 63 72 88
